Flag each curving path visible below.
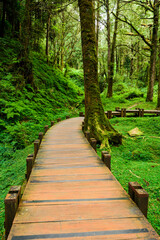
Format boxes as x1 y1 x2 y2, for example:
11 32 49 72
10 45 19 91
8 117 159 240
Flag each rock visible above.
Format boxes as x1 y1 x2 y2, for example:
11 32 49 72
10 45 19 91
128 127 143 137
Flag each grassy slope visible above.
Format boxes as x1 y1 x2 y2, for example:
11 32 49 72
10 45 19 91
0 38 84 238
109 117 160 234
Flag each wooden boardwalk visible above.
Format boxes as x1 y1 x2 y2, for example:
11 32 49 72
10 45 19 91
8 117 159 240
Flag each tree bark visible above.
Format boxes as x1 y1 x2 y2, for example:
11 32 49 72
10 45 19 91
107 0 120 98
96 0 100 56
0 0 6 37
146 0 159 102
20 0 34 86
78 0 122 148
116 47 119 73
60 10 65 71
106 0 111 88
46 13 50 63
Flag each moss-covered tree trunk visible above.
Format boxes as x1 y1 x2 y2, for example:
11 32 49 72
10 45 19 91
78 0 122 148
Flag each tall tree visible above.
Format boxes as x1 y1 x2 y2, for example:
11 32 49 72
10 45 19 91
78 0 122 148
46 12 50 63
107 0 120 97
105 0 111 91
96 0 100 56
20 0 34 86
146 0 159 101
0 0 6 37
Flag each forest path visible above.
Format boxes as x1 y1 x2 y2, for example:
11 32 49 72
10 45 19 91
8 117 159 240
128 102 141 109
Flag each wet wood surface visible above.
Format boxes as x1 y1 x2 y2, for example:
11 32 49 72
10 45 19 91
8 117 159 240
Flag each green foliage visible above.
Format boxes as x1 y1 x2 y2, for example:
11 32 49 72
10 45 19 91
65 67 84 89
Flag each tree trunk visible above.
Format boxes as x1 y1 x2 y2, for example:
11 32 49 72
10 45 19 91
130 43 134 77
78 0 122 148
116 47 119 73
107 0 120 98
0 0 6 37
20 0 34 86
60 10 65 71
157 38 160 109
146 0 159 102
96 0 100 56
46 13 50 64
106 0 111 87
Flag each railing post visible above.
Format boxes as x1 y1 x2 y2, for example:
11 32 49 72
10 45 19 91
123 108 126 117
101 151 109 162
44 125 49 133
4 191 19 239
128 182 142 201
26 156 34 181
120 109 124 117
107 111 112 119
66 115 70 119
9 186 21 205
115 107 120 111
134 188 149 218
34 139 40 159
141 109 144 117
38 132 43 144
128 182 149 218
79 112 84 117
57 118 61 122
85 131 90 142
51 121 55 126
90 138 97 152
101 151 111 170
138 108 141 117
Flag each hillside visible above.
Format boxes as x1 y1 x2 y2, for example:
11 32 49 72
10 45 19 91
0 37 84 238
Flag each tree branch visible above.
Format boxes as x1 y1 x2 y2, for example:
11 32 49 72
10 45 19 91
116 44 150 57
112 12 151 48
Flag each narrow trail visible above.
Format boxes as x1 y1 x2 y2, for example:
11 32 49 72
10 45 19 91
128 103 141 109
8 117 159 240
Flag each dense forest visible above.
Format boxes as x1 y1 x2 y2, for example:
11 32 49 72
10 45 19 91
0 0 160 238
